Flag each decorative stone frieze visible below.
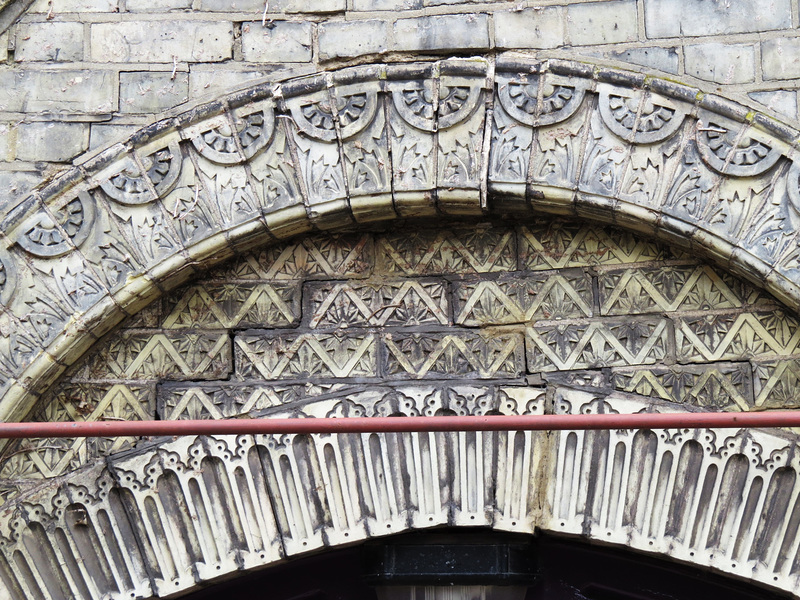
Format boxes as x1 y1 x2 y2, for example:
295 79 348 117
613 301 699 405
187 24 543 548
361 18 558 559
5 56 800 599
6 386 800 598
1 217 800 597
2 58 800 428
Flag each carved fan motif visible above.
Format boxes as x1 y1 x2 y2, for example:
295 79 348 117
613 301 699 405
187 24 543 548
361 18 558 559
17 193 95 257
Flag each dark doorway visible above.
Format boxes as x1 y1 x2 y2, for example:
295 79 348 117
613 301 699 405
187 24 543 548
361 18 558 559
181 532 786 600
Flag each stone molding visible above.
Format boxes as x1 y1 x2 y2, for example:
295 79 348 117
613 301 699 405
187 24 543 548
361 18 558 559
4 385 800 597
1 56 800 427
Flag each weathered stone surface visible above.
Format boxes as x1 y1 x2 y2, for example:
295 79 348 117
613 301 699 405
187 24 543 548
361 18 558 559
7 386 800 597
749 90 798 120
684 43 756 84
319 19 389 60
236 331 378 380
5 205 800 597
384 330 525 379
15 121 89 162
597 46 680 74
73 331 232 380
14 22 83 62
598 264 766 315
643 0 792 37
189 67 274 99
454 271 593 325
241 21 313 63
352 0 419 9
91 21 233 63
0 170 40 206
119 71 189 113
89 123 141 149
126 0 190 11
377 226 516 275
163 281 302 328
762 37 800 81
269 0 344 11
392 14 490 51
0 69 115 113
28 0 118 12
6 0 800 590
566 1 638 45
0 123 12 161
611 362 754 410
495 7 565 49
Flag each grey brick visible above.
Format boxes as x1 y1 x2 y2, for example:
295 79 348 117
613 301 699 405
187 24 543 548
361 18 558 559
0 69 115 113
566 1 638 45
0 124 13 161
644 0 791 37
495 7 565 50
16 122 89 163
392 14 490 52
91 21 233 63
270 0 344 11
319 19 389 60
189 68 273 100
120 72 189 113
241 21 312 63
89 123 141 150
195 0 260 11
0 34 8 62
126 0 191 11
603 47 679 74
15 22 83 62
749 90 798 120
762 38 800 81
352 0 420 9
685 43 755 84
28 0 118 12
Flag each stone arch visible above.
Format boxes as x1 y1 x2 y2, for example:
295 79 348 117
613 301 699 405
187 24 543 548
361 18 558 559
5 55 800 599
1 56 800 424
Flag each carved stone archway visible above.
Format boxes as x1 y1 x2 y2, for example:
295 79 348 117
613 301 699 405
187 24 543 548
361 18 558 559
1 56 800 424
4 56 800 600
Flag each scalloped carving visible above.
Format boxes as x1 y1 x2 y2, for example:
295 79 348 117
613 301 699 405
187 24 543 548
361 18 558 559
290 89 379 142
17 192 95 258
697 113 782 177
497 73 587 127
100 141 182 205
190 104 275 164
598 87 687 144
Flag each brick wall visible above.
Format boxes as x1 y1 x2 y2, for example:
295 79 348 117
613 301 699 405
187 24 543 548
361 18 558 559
1 0 800 210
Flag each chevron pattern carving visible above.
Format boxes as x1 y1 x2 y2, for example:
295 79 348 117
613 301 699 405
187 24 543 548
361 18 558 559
5 219 800 499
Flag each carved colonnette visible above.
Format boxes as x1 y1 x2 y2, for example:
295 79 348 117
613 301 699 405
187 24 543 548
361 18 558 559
1 57 800 426
548 388 800 596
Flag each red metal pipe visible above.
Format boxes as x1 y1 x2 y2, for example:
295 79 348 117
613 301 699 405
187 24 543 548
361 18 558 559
1 411 800 439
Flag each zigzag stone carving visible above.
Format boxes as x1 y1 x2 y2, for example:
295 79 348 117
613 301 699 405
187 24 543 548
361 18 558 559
1 57 800 423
